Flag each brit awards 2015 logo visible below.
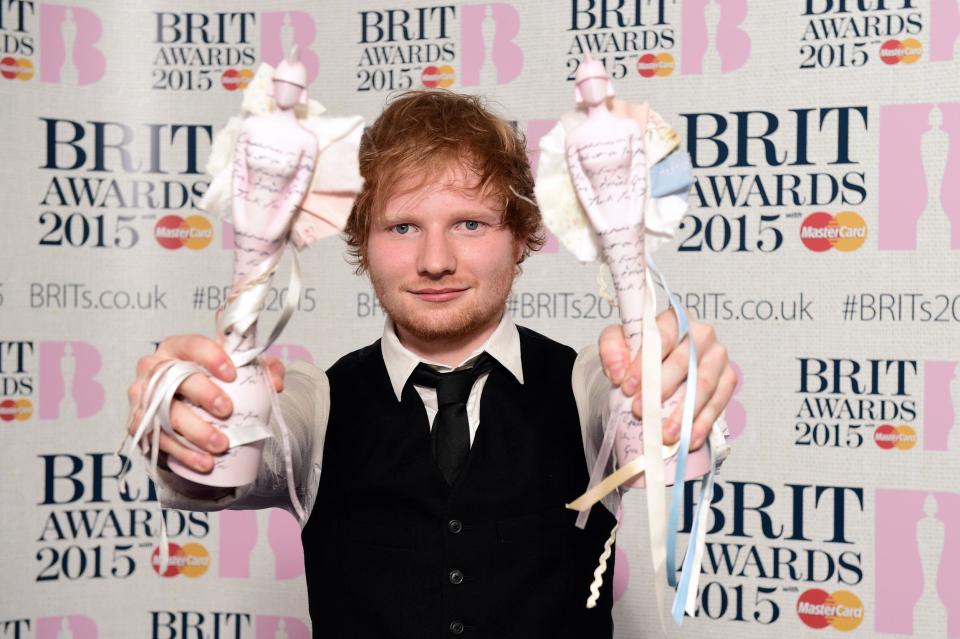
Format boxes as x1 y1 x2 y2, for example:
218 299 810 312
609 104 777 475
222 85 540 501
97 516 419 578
875 489 960 636
38 117 213 252
0 340 104 422
795 357 918 452
0 2 105 85
799 1 924 70
151 10 317 92
564 0 749 82
356 3 523 92
681 106 868 255
0 615 99 638
878 102 960 251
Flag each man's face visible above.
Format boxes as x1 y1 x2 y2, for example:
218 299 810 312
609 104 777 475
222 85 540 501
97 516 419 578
366 164 522 344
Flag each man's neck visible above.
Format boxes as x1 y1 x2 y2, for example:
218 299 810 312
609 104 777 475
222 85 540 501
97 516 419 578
394 311 503 367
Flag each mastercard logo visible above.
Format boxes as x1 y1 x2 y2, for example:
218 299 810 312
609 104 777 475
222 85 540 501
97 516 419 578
879 38 922 65
0 398 32 422
421 65 455 88
800 211 867 252
0 56 34 81
221 68 254 91
155 214 213 250
152 542 210 578
637 53 675 78
797 589 864 631
874 423 917 450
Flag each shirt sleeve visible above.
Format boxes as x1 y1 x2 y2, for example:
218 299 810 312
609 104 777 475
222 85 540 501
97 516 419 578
145 359 330 525
571 343 621 516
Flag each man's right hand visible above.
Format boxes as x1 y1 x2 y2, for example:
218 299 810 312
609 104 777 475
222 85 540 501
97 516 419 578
126 335 286 474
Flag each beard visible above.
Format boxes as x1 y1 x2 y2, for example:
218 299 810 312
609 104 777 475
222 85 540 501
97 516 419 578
370 267 514 343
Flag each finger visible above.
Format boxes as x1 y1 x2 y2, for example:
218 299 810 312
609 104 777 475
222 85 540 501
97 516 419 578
169 400 229 454
156 430 215 474
659 342 729 444
262 356 286 392
622 309 680 397
177 372 233 419
158 334 235 381
689 364 737 451
598 324 630 385
135 353 163 379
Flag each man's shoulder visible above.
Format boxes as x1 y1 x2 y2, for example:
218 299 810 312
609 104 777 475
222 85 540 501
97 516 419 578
325 338 382 377
515 324 577 364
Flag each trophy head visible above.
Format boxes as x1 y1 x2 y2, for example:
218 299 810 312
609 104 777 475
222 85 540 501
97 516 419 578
574 54 614 106
269 45 309 107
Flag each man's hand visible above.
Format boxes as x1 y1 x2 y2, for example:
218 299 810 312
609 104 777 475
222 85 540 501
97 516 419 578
598 311 735 451
126 335 286 473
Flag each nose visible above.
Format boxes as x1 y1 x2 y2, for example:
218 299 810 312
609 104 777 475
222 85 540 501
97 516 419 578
416 227 456 278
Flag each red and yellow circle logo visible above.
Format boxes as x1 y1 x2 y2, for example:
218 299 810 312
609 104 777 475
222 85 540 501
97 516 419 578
800 211 867 252
221 68 254 91
797 589 864 631
152 542 210 578
421 65 455 88
0 398 32 421
874 423 917 450
880 38 922 65
154 214 213 250
0 56 34 81
637 52 675 78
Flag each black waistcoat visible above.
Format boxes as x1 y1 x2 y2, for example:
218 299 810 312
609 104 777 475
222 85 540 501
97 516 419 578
302 326 616 639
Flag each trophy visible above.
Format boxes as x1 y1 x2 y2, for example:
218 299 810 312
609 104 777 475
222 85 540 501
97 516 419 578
120 48 363 567
534 56 730 625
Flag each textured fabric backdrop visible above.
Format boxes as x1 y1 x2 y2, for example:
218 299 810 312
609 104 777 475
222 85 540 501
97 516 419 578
2 1 959 637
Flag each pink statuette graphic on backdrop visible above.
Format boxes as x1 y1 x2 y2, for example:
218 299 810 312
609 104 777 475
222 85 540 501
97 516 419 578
924 360 958 452
255 617 310 639
37 4 104 85
219 509 304 581
930 0 960 62
260 12 317 86
459 3 523 87
38 341 103 420
36 616 97 639
680 0 750 75
875 489 960 637
878 103 960 251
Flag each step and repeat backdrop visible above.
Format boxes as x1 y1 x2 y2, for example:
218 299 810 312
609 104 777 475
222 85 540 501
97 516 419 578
2 1 959 637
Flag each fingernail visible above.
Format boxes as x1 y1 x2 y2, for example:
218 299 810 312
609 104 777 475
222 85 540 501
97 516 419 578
664 419 680 443
195 452 213 472
213 395 230 417
208 431 228 453
690 435 704 451
218 362 235 381
608 362 625 382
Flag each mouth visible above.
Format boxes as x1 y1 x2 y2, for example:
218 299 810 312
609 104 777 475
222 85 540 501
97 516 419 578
409 287 469 303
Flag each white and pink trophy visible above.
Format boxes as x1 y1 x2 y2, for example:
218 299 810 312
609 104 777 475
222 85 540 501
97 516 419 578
120 48 363 566
535 56 731 625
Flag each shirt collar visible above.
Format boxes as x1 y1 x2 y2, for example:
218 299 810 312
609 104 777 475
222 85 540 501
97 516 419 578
380 310 524 401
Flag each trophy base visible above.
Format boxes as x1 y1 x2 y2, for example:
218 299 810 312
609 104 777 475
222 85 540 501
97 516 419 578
168 439 266 488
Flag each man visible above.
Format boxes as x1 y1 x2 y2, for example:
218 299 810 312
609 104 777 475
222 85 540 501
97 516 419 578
129 90 734 638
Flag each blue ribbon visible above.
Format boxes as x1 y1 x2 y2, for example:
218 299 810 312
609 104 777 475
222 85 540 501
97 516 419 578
648 257 717 624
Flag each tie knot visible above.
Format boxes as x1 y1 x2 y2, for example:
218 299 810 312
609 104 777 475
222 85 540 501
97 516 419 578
410 353 495 406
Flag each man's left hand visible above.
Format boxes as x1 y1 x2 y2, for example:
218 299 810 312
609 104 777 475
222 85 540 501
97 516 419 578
598 311 735 451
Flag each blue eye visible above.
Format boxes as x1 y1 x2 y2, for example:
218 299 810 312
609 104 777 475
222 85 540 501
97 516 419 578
394 223 410 235
463 220 481 231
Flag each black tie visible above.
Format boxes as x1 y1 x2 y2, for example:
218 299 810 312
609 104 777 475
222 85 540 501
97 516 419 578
409 353 496 485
